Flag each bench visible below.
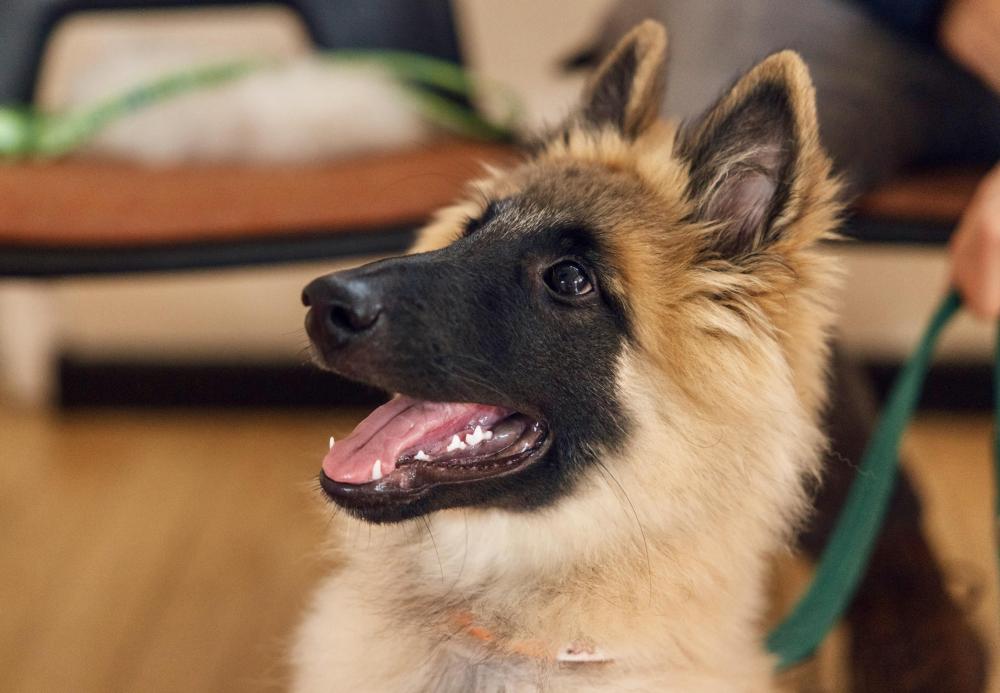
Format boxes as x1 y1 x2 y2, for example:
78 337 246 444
0 146 983 278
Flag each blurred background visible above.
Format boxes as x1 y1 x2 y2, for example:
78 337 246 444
0 1 997 691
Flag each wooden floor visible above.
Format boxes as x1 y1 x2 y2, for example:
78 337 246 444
0 406 365 693
904 415 1000 690
1 406 998 692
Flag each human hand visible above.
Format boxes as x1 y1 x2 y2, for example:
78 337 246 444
940 0 1000 95
949 165 1000 318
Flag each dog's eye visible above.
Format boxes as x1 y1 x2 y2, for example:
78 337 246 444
545 261 593 297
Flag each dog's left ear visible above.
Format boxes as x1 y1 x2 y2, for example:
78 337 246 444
676 51 830 257
578 19 667 138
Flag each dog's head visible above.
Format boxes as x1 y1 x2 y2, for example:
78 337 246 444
304 21 840 527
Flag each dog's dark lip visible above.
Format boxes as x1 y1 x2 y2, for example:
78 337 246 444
318 417 552 516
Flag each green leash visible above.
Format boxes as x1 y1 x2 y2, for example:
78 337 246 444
767 290 990 669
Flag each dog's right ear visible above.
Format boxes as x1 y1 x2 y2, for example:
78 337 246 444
576 20 667 139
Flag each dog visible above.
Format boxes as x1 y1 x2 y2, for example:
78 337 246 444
295 20 843 691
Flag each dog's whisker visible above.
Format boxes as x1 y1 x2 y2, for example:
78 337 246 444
324 505 341 534
445 361 510 404
596 460 654 605
440 509 471 602
421 516 446 584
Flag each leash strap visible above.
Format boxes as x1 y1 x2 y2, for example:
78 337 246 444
767 290 969 669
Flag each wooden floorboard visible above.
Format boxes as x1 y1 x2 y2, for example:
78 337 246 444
1 406 997 691
0 408 361 693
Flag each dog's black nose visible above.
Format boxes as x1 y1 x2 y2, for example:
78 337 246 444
303 273 382 348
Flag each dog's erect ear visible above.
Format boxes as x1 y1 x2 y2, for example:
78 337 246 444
578 20 667 138
676 51 827 257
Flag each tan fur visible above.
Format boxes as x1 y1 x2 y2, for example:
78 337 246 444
294 21 842 692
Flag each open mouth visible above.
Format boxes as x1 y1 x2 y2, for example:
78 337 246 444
320 395 550 517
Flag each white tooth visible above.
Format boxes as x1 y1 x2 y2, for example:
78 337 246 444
465 425 486 446
372 459 383 480
329 436 335 450
484 430 493 441
415 450 430 461
447 434 467 452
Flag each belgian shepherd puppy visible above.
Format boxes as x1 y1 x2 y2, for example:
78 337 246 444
296 20 843 691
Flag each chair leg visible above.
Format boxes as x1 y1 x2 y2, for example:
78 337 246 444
0 283 57 407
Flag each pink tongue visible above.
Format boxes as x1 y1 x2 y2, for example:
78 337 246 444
322 395 512 484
